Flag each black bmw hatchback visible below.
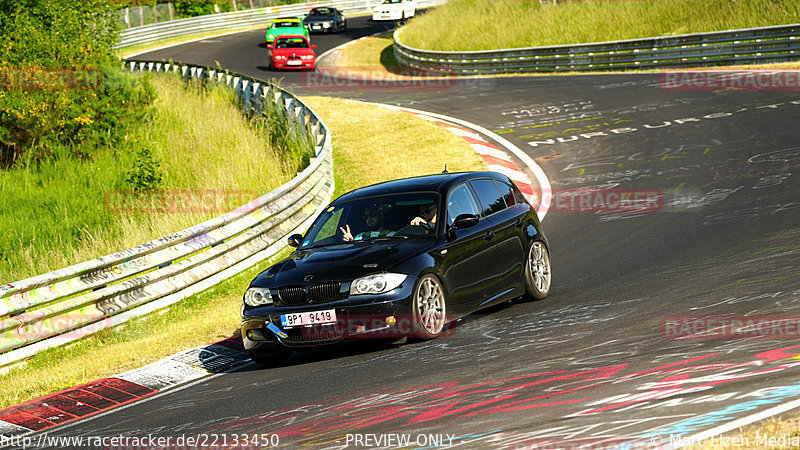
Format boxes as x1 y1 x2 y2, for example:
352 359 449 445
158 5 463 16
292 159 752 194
241 171 551 364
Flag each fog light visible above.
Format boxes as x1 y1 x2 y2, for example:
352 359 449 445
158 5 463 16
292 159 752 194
246 329 266 340
385 316 397 326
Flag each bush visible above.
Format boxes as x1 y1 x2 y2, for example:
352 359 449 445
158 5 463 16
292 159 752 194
173 1 218 17
0 0 154 168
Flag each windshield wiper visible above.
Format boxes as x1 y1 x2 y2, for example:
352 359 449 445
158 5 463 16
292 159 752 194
359 235 408 241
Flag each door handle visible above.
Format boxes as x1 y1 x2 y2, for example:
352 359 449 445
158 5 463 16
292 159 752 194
484 231 495 241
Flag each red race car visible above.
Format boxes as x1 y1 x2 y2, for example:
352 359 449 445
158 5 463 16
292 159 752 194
267 35 317 70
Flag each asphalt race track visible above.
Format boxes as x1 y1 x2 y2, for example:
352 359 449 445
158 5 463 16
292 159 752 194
34 15 800 449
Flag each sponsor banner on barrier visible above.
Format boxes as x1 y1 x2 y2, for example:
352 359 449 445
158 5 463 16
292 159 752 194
104 189 259 214
303 67 495 91
539 188 664 213
661 316 800 339
0 67 103 91
661 70 800 91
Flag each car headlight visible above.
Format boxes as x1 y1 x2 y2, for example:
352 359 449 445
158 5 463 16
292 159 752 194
350 273 407 295
301 55 314 60
244 287 273 306
323 22 331 28
274 55 287 60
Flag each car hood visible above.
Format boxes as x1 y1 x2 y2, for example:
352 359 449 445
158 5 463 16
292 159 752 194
271 48 315 56
251 239 435 287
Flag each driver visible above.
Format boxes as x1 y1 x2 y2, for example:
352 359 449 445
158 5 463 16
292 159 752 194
341 203 386 241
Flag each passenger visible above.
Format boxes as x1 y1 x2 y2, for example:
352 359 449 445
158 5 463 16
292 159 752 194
410 202 437 231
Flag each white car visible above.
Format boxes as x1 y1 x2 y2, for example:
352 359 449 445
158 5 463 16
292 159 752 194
372 0 417 21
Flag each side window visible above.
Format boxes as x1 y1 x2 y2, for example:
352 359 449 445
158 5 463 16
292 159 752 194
470 178 507 217
511 182 527 205
495 180 517 207
446 183 480 226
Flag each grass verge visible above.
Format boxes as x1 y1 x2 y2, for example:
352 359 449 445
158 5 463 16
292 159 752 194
0 96 487 409
0 73 307 284
300 96 488 197
400 0 800 52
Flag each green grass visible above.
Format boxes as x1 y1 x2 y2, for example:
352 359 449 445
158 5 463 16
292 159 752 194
0 74 309 284
0 95 487 409
400 0 800 51
300 97 488 197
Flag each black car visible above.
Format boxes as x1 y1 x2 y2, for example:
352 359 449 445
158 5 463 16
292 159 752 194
303 7 346 33
241 171 551 364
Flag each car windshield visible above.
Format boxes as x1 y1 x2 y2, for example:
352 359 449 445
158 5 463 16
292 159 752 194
310 8 333 15
382 0 402 3
275 38 309 49
301 193 439 248
274 21 299 28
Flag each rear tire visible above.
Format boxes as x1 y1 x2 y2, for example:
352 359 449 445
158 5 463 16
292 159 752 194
525 241 551 299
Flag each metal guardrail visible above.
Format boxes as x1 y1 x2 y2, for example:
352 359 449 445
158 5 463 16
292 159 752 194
117 0 448 49
0 61 335 368
393 23 800 74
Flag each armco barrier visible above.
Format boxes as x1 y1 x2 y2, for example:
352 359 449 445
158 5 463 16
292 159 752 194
393 23 800 74
117 0 448 49
0 61 335 369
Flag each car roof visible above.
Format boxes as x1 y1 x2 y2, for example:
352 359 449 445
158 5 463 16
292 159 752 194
273 17 301 23
333 171 511 204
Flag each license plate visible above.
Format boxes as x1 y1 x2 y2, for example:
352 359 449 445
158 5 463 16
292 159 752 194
287 60 302 66
281 309 336 327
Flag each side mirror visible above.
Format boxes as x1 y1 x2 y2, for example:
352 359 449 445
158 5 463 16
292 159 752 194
287 234 303 247
312 44 317 49
452 213 479 229
267 44 273 49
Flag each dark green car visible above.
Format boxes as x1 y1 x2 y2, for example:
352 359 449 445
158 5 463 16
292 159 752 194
266 17 309 46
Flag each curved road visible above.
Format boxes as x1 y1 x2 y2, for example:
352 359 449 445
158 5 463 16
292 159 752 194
45 16 800 448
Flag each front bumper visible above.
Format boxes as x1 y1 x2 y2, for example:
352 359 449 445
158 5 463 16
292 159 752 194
307 22 333 32
241 281 416 353
272 59 315 70
372 11 402 21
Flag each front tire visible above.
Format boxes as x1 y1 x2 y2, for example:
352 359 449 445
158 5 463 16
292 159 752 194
412 274 447 339
525 241 551 299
